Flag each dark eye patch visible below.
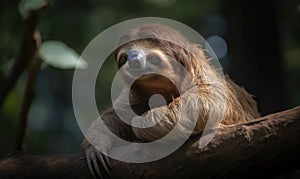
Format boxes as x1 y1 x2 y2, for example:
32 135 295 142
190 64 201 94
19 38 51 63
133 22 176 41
147 54 161 65
118 54 128 68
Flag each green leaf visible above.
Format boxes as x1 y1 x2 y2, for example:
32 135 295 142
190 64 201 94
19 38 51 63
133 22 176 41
19 0 48 19
39 41 87 69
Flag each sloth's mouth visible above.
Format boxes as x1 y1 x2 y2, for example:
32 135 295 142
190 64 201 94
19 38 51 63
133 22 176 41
126 68 153 78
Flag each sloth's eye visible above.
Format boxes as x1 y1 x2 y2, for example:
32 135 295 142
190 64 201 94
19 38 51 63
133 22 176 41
147 54 161 65
118 54 127 67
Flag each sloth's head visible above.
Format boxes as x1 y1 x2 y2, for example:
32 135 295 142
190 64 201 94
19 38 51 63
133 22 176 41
114 24 208 105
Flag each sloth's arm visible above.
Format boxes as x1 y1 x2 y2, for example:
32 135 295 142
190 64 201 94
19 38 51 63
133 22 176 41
132 85 218 141
82 108 136 150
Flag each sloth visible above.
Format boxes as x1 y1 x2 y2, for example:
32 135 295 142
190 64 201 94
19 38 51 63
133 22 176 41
81 24 260 178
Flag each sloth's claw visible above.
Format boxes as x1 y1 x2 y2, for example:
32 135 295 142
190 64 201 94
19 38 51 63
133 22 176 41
85 150 98 179
95 150 112 177
85 145 111 179
92 152 104 179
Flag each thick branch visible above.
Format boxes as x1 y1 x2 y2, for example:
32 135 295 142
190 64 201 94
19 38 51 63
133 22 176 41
0 106 299 179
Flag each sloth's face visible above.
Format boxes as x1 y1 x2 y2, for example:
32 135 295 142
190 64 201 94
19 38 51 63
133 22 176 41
116 42 169 78
115 41 183 100
116 41 181 83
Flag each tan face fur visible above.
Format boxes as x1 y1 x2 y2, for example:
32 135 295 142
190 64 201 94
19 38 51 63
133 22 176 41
116 41 180 82
115 41 185 109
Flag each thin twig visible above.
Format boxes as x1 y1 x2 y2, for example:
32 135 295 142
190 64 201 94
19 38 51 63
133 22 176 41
15 31 41 151
0 2 49 113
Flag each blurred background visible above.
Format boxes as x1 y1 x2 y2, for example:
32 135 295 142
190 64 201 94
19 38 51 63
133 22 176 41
0 0 299 159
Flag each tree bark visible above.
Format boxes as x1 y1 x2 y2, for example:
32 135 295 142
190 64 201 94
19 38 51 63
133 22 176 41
0 106 299 179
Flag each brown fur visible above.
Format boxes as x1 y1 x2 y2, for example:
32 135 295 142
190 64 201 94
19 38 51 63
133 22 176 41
82 23 260 154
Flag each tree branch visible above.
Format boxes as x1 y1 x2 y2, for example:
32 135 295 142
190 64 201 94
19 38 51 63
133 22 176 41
0 106 299 179
0 2 49 112
15 30 41 151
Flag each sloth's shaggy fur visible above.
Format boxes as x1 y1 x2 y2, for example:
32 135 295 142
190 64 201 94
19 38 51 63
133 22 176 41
82 24 260 177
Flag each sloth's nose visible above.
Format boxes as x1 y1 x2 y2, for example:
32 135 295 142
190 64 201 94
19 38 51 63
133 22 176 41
128 50 146 69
